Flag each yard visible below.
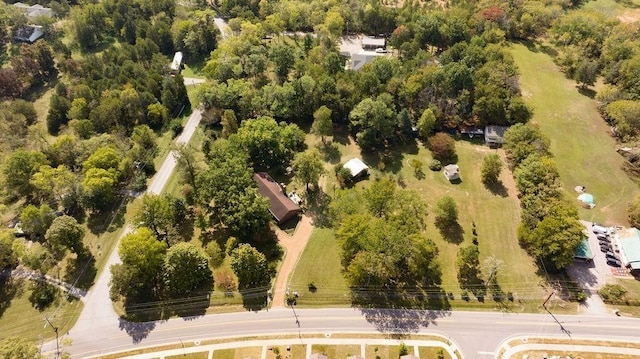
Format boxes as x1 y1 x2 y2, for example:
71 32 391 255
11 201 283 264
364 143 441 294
510 42 640 226
291 132 549 309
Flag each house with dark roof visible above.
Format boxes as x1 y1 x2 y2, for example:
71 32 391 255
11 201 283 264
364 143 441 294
484 125 508 147
254 172 300 224
13 25 44 43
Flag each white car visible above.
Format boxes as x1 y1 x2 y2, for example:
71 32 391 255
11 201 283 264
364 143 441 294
375 48 387 53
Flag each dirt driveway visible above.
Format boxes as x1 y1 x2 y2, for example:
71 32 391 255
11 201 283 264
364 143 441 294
270 215 314 308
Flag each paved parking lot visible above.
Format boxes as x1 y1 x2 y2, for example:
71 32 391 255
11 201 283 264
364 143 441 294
568 221 616 292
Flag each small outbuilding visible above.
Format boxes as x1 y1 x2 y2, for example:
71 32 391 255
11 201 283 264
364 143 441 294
170 51 183 74
254 172 300 224
574 238 594 261
343 158 369 178
13 25 44 43
444 164 460 181
13 3 53 18
362 36 386 50
577 193 595 209
484 125 508 147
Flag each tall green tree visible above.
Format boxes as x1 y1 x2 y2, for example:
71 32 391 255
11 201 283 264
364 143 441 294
109 228 167 302
349 98 395 151
311 105 333 144
0 230 18 270
503 123 550 168
3 150 48 198
434 196 458 230
163 242 212 296
45 215 85 256
0 337 39 359
133 194 174 246
292 149 324 191
221 109 239 139
456 244 484 296
481 153 502 185
20 204 55 241
230 243 270 290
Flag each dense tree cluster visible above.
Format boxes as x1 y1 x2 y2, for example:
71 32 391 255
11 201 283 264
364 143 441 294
109 228 212 304
331 178 440 288
504 124 583 271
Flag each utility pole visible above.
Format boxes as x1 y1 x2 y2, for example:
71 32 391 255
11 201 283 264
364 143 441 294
44 316 59 359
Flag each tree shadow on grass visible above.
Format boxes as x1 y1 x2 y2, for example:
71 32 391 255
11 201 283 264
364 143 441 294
484 181 508 197
577 86 596 99
316 142 341 164
240 287 268 311
307 189 333 228
331 125 351 146
353 286 451 334
437 222 465 244
0 276 23 318
63 253 97 290
86 197 128 235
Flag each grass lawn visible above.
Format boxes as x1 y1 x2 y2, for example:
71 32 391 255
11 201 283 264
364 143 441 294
167 352 208 359
583 0 640 18
288 228 351 306
419 346 450 359
366 344 401 359
213 347 262 359
510 42 640 226
265 345 306 359
0 282 84 342
521 351 637 359
293 134 548 309
312 344 361 358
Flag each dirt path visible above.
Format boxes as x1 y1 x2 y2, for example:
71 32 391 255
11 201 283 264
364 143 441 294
270 215 314 308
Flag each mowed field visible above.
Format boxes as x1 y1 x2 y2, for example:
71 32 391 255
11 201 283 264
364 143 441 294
510 42 639 226
290 133 547 308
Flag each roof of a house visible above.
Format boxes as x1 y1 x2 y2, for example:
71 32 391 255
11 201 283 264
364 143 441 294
575 238 594 260
485 125 507 140
13 3 53 17
350 52 383 71
13 25 44 43
309 354 328 359
253 172 300 223
444 164 460 173
343 158 369 177
362 36 386 47
618 228 640 270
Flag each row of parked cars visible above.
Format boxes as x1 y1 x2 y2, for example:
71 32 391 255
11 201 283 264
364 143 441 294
593 224 622 267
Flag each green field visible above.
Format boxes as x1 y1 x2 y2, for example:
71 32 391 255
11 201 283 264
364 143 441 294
583 0 640 18
0 282 84 342
510 42 640 226
311 344 362 358
291 137 548 308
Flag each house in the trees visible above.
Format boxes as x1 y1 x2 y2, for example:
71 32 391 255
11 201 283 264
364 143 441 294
444 164 460 181
484 125 508 147
13 25 44 43
254 172 300 224
343 158 369 179
170 51 183 75
13 3 53 18
362 36 386 50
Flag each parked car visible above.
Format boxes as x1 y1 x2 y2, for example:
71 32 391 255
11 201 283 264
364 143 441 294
375 48 387 53
605 252 617 260
607 258 621 267
592 225 609 235
599 239 610 245
596 234 609 241
600 245 611 253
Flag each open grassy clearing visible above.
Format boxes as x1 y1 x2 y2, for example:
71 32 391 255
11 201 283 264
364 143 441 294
292 132 549 309
366 344 401 359
583 0 640 20
0 282 83 342
510 42 640 226
213 347 262 359
167 352 208 359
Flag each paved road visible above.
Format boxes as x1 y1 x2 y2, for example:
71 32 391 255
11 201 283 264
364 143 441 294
70 308 640 358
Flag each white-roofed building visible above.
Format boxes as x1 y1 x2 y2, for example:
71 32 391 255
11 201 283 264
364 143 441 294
343 158 369 178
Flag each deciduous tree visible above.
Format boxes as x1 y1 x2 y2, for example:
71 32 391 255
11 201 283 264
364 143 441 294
311 106 333 144
434 196 458 230
20 204 55 241
45 215 85 256
292 149 324 191
163 242 212 295
3 150 48 198
481 153 502 185
230 243 270 290
427 133 456 162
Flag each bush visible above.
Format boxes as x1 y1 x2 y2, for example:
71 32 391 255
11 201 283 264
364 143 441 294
205 241 225 268
599 284 627 304
429 159 442 171
398 343 409 356
169 118 184 137
427 133 456 161
225 236 239 255
29 281 59 310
